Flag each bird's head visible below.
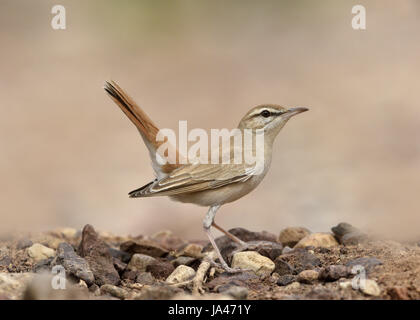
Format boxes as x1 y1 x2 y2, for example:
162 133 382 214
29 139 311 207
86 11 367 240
238 104 308 140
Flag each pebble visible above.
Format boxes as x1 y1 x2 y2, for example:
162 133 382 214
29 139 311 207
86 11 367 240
175 243 203 258
297 270 319 283
277 248 322 273
53 242 94 285
77 224 120 286
136 272 155 285
285 281 301 290
166 265 196 284
387 286 410 300
278 227 311 247
295 233 339 249
318 265 351 282
135 284 182 300
277 275 296 286
120 240 168 257
331 222 367 245
360 279 381 296
100 284 129 299
17 238 33 250
273 258 294 275
127 253 156 272
245 241 283 261
217 285 248 299
231 251 275 276
27 243 56 262
146 260 175 279
171 256 197 267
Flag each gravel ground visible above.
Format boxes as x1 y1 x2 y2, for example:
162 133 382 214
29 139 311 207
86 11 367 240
0 223 419 300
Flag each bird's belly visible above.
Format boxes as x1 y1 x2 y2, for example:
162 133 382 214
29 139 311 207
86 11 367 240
169 174 265 207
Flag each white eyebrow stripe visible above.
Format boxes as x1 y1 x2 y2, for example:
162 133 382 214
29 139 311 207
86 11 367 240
249 107 281 118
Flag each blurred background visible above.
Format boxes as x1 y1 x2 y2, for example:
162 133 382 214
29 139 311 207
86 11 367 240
1 0 419 240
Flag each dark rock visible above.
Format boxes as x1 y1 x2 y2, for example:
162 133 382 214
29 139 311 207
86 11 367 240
171 256 197 268
113 257 127 274
146 260 175 280
121 270 138 281
276 248 322 274
0 256 11 266
277 275 296 286
273 258 294 275
135 284 182 300
331 222 368 245
54 242 94 285
17 238 33 250
244 241 283 261
136 272 156 285
77 224 120 286
318 265 351 282
108 248 131 263
33 258 53 273
345 257 383 273
120 240 168 257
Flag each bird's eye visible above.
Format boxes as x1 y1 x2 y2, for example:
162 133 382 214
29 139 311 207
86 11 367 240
260 110 271 118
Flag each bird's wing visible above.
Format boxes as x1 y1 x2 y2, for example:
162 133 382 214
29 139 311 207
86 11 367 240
129 163 257 198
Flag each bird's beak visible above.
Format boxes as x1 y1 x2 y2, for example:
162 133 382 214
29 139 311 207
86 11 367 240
285 107 309 118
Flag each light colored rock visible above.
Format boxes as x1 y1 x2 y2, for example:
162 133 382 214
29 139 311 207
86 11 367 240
360 279 381 296
297 270 319 283
294 233 339 249
278 227 311 247
231 251 275 276
176 243 203 258
127 253 156 272
100 284 129 299
0 273 34 299
339 281 353 289
27 243 56 262
166 265 196 284
285 281 301 290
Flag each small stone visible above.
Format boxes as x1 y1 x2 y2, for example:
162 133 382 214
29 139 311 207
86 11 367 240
295 233 339 249
245 241 283 261
0 256 12 267
176 243 203 258
206 271 259 291
108 248 131 263
171 256 197 267
297 270 319 283
282 246 293 254
277 248 321 273
136 272 155 285
89 283 101 295
278 227 311 247
17 238 33 250
77 224 120 286
231 251 275 276
331 222 367 245
100 284 129 299
27 243 56 262
120 240 168 257
121 270 138 281
345 257 383 273
277 275 296 286
387 286 410 300
339 281 353 289
127 254 156 272
273 258 294 275
318 265 351 282
146 260 175 280
360 279 381 296
285 281 301 290
218 285 248 299
151 230 187 251
166 265 196 284
53 242 94 285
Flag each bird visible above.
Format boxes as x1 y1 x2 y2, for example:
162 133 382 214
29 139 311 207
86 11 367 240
104 80 308 273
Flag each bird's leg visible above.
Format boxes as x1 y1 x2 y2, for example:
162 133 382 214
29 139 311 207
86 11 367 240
203 206 244 273
212 222 247 246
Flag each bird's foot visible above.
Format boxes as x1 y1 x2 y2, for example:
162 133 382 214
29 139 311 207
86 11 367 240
205 257 247 274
